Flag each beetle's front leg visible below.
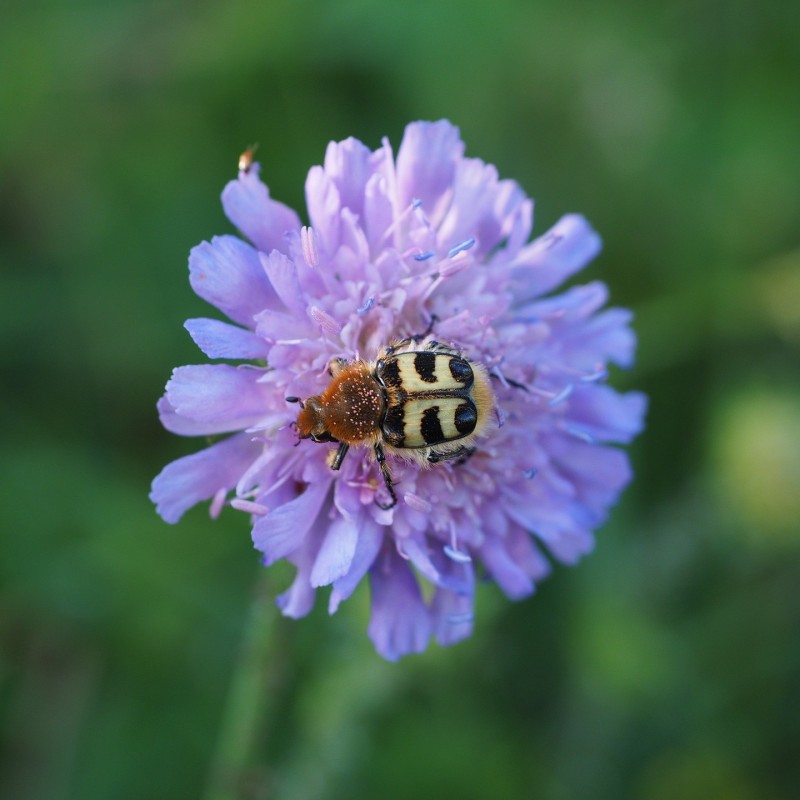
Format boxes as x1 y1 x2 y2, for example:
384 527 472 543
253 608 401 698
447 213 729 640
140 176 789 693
373 442 398 509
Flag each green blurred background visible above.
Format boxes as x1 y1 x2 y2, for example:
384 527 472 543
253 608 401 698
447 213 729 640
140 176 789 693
2 1 799 798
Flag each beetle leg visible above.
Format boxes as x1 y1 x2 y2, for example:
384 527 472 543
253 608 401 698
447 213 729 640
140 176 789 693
413 313 438 341
427 445 476 464
385 315 440 356
373 442 398 509
331 442 350 471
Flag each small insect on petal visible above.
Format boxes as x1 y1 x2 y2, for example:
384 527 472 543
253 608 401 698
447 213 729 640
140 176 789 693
238 143 259 173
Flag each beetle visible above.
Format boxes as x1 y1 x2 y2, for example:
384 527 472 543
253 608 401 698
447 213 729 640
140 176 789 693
290 339 495 509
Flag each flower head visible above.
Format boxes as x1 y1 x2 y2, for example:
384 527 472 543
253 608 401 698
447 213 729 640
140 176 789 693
151 121 646 661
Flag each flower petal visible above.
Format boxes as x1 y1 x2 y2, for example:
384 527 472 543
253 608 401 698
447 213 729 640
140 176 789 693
329 519 384 613
150 433 259 524
189 236 279 326
184 318 270 360
480 537 535 599
565 386 648 444
368 549 431 661
430 554 475 647
221 165 301 253
323 136 382 219
252 481 331 565
276 545 318 619
310 515 359 588
402 534 470 593
305 165 341 256
165 364 272 427
508 214 602 303
259 251 307 316
395 120 464 225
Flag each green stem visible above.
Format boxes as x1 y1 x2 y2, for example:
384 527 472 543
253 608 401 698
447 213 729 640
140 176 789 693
203 570 281 800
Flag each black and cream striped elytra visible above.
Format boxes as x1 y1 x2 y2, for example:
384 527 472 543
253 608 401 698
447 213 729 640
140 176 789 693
376 351 480 448
292 339 495 509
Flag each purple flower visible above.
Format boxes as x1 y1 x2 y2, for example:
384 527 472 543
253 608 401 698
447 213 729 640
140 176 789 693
150 121 646 661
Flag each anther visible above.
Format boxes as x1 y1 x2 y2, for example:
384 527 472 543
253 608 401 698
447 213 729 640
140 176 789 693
548 384 574 407
357 296 375 314
230 499 270 515
443 544 472 563
309 305 342 337
404 493 432 514
565 425 596 444
523 467 538 480
580 366 608 383
209 488 227 519
439 258 471 278
301 226 319 267
447 238 476 258
414 250 436 262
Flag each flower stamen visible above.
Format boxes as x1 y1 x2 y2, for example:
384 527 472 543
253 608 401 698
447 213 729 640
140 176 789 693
230 499 270 515
447 238 476 258
301 226 319 267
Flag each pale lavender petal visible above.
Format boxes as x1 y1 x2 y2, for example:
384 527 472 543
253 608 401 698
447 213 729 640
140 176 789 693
251 480 330 565
368 549 431 662
184 318 270 360
259 251 307 316
254 308 313 343
430 554 475 646
157 394 250 437
165 365 271 425
189 236 279 326
395 120 464 223
305 165 341 256
508 214 602 303
310 515 359 587
323 136 377 218
221 165 301 253
150 433 259 524
329 519 384 613
547 436 635 512
363 172 394 253
276 546 318 619
565 387 648 444
479 536 536 600
402 534 469 593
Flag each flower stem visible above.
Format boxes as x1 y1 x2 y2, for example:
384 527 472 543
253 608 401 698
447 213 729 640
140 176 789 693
203 570 281 800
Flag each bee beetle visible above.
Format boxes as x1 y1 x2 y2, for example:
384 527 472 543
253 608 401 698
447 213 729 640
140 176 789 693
290 339 495 509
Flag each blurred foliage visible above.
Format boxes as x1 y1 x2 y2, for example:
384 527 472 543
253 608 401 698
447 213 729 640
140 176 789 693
1 0 799 798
